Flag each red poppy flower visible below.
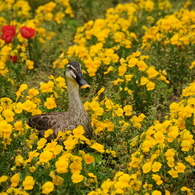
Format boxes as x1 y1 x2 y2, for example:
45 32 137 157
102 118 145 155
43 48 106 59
1 32 14 43
2 25 16 37
20 26 36 39
10 55 18 63
1 25 16 43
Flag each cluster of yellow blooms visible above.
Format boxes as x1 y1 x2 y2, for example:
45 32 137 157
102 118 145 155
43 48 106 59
142 2 195 49
88 81 195 194
0 125 105 194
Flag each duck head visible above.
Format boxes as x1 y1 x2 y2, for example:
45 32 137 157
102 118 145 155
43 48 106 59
66 61 90 89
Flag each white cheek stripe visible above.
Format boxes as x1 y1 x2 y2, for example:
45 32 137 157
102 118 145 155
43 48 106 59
70 71 76 79
67 64 77 71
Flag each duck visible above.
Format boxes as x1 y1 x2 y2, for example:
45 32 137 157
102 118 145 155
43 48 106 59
28 61 93 139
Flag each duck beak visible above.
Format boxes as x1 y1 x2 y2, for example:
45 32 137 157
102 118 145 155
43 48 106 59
75 73 90 88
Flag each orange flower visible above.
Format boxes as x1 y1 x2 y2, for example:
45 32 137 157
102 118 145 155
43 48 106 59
11 173 20 187
42 181 54 194
84 154 95 164
22 176 35 190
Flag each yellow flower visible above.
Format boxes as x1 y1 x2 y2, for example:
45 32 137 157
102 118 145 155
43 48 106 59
146 66 159 78
70 161 82 173
118 64 127 76
142 162 152 173
161 19 171 30
152 161 162 172
95 107 104 116
44 129 53 138
55 76 66 88
55 156 69 173
2 109 14 122
175 162 186 173
181 186 192 193
14 121 23 132
179 36 189 45
37 138 47 149
114 107 124 117
181 140 192 151
125 74 133 83
119 173 131 187
113 31 125 42
189 61 195 69
152 174 163 185
42 181 54 194
73 125 85 138
165 190 171 195
26 59 34 69
143 183 153 191
54 12 65 23
88 172 97 182
30 166 36 172
45 12 53 21
142 140 153 152
84 154 95 164
90 101 100 111
167 126 179 142
91 142 105 153
185 156 195 166
168 168 178 178
165 149 175 159
14 102 24 113
53 145 63 155
0 175 8 183
154 131 165 143
0 120 12 137
39 151 53 163
128 57 138 67
15 155 24 166
123 105 132 116
167 158 175 168
104 66 113 74
23 100 36 112
170 34 179 45
137 60 148 71
63 135 77 150
104 98 114 111
40 81 54 92
22 176 35 190
130 179 142 191
140 77 149 85
28 88 39 98
144 0 154 12
15 84 28 100
26 150 39 163
52 175 64 186
0 97 13 109
146 81 155 90
71 173 84 183
152 190 162 195
112 78 124 85
11 173 20 187
44 96 57 109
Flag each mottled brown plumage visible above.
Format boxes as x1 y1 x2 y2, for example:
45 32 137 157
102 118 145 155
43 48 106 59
28 61 93 138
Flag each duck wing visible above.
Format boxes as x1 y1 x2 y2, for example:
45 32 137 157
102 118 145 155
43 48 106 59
28 112 68 131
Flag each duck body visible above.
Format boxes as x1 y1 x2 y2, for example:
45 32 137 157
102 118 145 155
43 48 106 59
28 61 92 138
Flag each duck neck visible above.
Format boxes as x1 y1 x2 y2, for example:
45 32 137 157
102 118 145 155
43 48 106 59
67 82 85 116
67 81 92 136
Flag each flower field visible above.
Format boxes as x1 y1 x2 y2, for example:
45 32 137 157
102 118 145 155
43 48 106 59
1 0 195 194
